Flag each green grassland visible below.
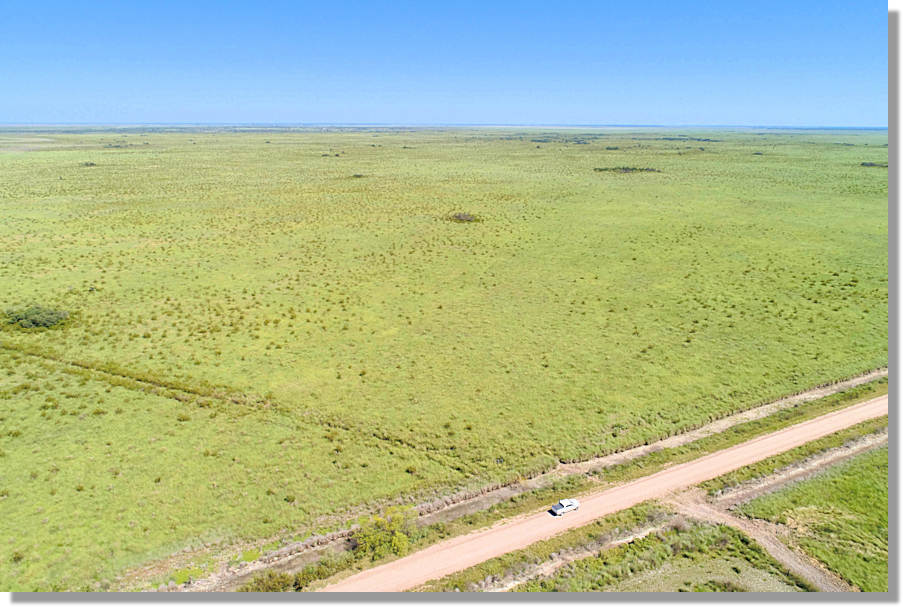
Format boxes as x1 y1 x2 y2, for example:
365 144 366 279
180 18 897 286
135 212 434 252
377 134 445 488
0 349 461 590
738 446 888 591
0 127 887 588
515 520 811 592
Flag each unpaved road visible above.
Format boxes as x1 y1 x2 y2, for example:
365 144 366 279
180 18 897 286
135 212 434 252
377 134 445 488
321 395 887 592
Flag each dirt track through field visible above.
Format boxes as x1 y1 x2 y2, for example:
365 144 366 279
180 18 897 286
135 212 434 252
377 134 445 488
320 395 887 592
668 490 855 592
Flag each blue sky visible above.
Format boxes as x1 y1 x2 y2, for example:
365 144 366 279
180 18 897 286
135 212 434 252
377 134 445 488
0 1 887 126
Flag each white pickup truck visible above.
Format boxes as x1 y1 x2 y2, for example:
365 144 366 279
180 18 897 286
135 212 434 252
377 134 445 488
550 498 580 516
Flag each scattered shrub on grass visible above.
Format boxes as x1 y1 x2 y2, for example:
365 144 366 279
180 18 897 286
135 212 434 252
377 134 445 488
352 505 416 560
10 551 24 564
448 212 479 223
4 305 69 329
860 162 888 167
176 413 190 422
593 167 661 173
80 162 97 167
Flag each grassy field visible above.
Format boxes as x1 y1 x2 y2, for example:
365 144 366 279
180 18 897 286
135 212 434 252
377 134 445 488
0 127 887 589
514 520 811 592
738 446 888 591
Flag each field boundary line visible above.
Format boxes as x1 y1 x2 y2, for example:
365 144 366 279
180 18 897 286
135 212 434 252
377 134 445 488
0 340 465 471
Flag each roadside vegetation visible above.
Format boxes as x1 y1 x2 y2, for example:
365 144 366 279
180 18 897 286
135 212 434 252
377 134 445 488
702 414 887 495
514 520 812 592
0 127 887 589
737 447 888 592
584 378 887 488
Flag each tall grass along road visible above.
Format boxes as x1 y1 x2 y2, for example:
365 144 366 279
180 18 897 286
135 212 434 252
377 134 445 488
321 395 887 592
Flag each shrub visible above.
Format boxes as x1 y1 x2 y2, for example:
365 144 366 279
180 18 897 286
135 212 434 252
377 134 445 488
4 305 69 329
593 167 661 173
290 555 351 590
238 552 354 592
449 212 479 223
352 505 416 560
237 570 293 592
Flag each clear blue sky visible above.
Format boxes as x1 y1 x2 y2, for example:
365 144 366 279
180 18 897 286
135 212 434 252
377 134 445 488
0 1 887 126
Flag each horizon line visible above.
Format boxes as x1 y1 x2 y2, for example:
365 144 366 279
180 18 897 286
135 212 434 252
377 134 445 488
0 122 889 130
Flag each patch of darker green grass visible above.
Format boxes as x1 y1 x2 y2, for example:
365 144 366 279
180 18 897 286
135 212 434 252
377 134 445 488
4 305 69 329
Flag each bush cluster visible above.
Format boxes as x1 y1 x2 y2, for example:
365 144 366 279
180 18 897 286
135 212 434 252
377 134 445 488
238 553 353 592
4 305 69 329
593 166 661 173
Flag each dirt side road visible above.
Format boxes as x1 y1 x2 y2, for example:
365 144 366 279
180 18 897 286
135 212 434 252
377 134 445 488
321 395 888 592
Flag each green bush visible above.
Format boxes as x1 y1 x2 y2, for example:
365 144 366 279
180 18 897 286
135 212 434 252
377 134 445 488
238 552 355 592
352 505 416 560
237 570 293 592
4 305 69 329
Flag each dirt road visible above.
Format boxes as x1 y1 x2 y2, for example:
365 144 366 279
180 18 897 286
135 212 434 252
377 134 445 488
321 395 887 592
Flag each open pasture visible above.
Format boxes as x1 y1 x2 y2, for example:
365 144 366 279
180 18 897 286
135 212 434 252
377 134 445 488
0 127 888 588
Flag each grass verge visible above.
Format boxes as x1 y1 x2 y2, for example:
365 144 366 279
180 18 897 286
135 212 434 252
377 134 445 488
513 520 813 592
702 415 887 495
